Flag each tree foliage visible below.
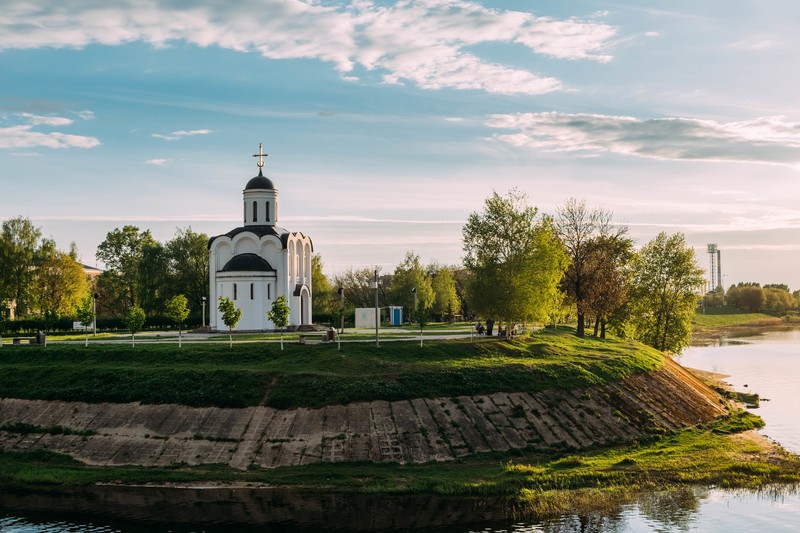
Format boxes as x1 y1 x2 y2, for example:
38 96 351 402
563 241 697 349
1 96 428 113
96 226 159 313
462 189 568 326
311 254 335 315
332 267 387 309
164 294 190 327
388 251 433 321
33 239 87 319
0 216 42 317
268 295 291 350
430 264 460 321
124 306 146 347
165 227 209 312
627 232 705 353
555 198 627 337
218 296 242 347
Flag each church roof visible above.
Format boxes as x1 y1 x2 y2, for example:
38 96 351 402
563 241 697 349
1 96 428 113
220 253 275 272
208 226 313 251
244 170 275 190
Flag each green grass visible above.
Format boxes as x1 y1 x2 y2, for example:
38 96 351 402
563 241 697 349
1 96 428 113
1 412 796 505
0 327 663 409
693 307 781 328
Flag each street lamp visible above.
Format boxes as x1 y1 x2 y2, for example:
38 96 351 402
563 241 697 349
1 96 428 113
201 296 207 329
338 287 344 334
411 287 417 323
92 293 98 336
371 270 380 347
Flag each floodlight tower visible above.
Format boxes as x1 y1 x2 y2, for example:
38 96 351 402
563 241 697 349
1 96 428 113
707 244 722 292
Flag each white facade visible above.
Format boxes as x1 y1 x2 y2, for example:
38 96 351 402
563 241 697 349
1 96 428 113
208 161 313 332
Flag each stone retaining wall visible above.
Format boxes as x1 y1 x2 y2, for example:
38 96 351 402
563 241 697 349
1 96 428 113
0 359 727 469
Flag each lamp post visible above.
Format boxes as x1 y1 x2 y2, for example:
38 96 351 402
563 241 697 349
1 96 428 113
92 293 98 336
201 296 207 329
371 270 380 347
411 287 417 323
338 287 344 334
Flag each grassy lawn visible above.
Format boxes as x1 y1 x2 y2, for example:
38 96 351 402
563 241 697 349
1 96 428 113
0 327 663 409
693 307 781 328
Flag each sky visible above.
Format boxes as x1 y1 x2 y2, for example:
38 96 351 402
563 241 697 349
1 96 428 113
1 0 800 290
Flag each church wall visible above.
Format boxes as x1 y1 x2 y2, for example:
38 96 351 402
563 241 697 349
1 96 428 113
233 235 258 255
215 272 277 331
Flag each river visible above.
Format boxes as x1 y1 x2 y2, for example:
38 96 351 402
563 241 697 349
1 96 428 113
2 330 800 532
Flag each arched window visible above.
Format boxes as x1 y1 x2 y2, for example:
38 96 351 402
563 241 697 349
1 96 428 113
233 283 238 300
265 201 270 222
252 201 257 222
250 283 254 300
267 283 271 300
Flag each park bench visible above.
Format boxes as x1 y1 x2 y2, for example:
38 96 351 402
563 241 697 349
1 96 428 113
3 332 47 346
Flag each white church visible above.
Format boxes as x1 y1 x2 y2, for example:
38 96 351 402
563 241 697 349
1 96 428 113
208 145 314 331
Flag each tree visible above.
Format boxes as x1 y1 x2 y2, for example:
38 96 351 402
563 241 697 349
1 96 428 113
430 264 460 322
583 234 633 338
124 306 146 348
165 294 190 348
96 226 159 314
165 227 209 313
33 240 87 321
388 251 433 322
268 295 291 350
627 232 705 353
462 189 568 330
218 296 242 348
311 254 335 316
0 216 42 317
556 198 622 338
332 267 388 309
75 293 95 347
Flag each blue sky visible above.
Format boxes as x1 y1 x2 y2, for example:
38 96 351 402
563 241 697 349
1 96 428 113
2 0 799 289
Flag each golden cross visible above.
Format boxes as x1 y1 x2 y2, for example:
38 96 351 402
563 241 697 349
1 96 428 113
252 143 269 169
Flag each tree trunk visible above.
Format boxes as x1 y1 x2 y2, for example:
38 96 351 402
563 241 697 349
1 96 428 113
576 313 585 337
600 320 606 339
593 316 600 337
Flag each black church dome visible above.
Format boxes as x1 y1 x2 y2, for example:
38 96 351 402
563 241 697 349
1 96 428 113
244 170 275 190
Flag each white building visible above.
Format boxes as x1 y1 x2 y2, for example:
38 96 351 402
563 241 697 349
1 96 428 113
208 146 313 331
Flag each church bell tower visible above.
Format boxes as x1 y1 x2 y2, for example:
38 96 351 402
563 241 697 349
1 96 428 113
242 143 278 227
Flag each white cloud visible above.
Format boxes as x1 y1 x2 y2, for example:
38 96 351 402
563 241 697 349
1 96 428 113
0 0 617 96
151 129 212 141
16 113 73 126
0 124 100 149
74 110 95 120
486 112 800 166
145 158 169 165
644 31 659 37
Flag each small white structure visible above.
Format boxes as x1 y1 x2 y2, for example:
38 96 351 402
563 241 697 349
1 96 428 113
355 308 378 329
208 145 314 331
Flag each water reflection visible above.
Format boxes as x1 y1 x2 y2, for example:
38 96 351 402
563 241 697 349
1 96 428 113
2 484 799 532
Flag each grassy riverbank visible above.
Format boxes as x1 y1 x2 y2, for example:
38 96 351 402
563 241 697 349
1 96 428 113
0 327 662 409
1 411 797 512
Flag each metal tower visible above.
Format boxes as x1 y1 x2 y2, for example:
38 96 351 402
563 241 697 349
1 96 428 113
707 244 722 292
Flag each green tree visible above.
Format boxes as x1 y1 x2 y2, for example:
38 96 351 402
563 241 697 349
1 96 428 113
75 292 95 347
33 240 88 320
0 216 42 317
429 264 460 322
628 232 705 353
311 254 335 316
389 251 433 322
96 226 159 314
124 306 146 348
218 296 242 348
165 227 209 313
268 295 291 350
164 294 190 348
463 189 568 331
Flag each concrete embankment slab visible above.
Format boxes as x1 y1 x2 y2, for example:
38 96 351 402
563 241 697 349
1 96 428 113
0 362 728 470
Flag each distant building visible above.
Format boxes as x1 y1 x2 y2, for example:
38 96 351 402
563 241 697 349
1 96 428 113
207 145 313 331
